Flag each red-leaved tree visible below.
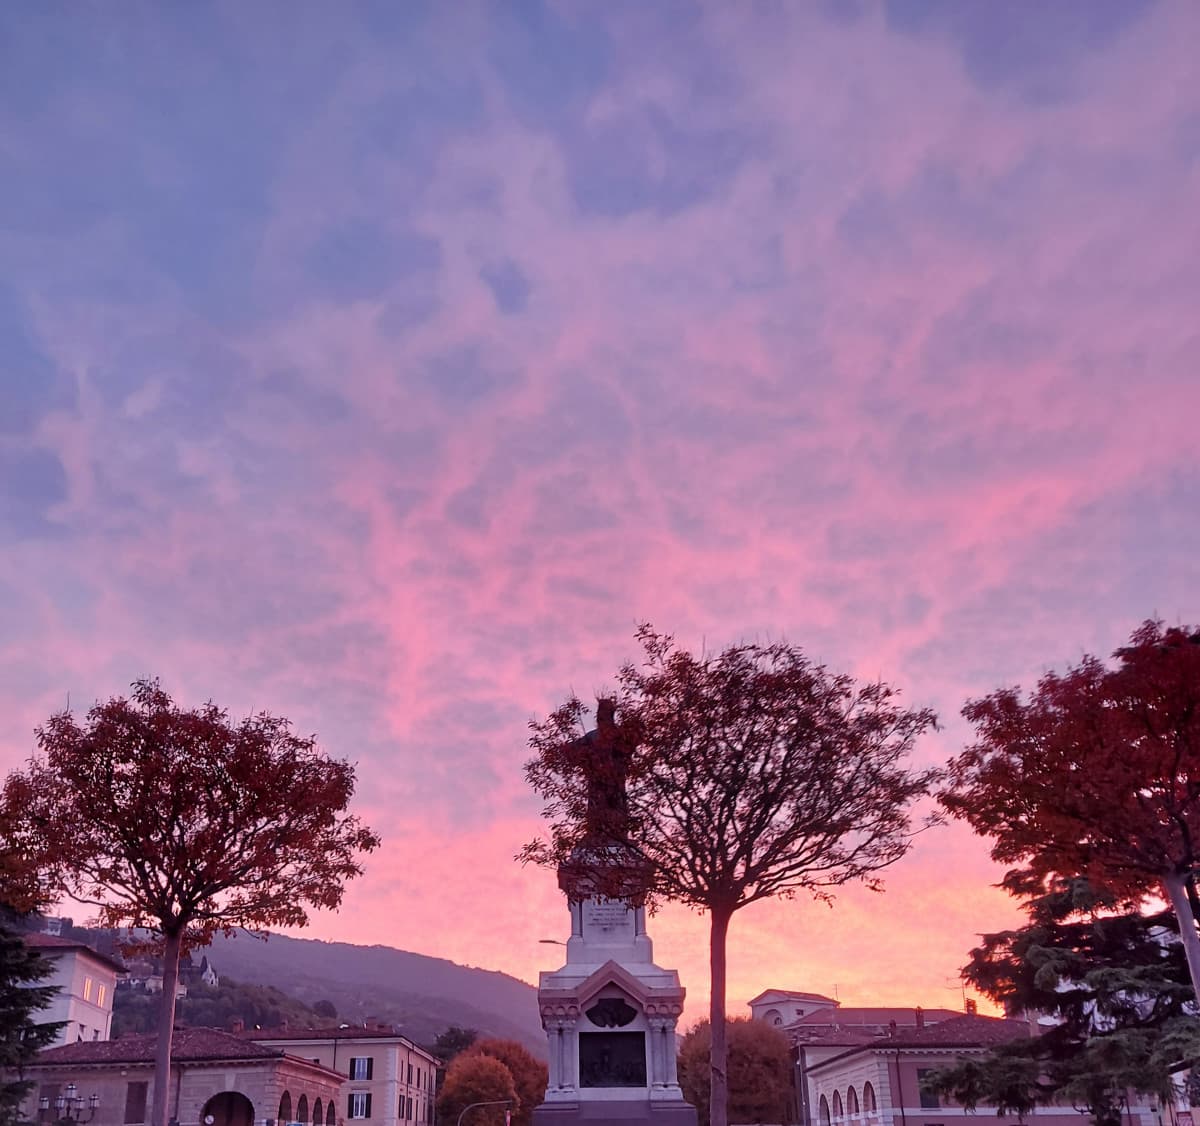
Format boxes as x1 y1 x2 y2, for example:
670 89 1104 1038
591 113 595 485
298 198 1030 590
1 680 380 1126
524 627 939 1126
941 620 1200 1000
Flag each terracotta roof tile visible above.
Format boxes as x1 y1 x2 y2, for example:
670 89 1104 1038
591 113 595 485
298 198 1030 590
791 1006 961 1029
246 1026 407 1041
24 933 126 974
882 1014 1032 1049
33 1028 284 1066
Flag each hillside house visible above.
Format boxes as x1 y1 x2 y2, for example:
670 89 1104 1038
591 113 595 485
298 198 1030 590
25 933 124 1047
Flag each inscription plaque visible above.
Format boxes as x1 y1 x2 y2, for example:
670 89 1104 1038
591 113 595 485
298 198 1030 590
578 1031 647 1088
582 899 635 939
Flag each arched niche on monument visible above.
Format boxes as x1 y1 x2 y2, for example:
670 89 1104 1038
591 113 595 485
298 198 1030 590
578 984 648 1089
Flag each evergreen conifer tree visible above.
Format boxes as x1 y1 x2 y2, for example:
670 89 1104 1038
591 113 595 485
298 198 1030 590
927 878 1200 1125
0 924 63 1126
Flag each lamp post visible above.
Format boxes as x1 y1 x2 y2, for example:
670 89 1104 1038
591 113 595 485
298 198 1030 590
454 1100 512 1126
38 1084 100 1124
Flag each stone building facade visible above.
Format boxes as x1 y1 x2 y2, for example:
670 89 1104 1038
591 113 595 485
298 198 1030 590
20 1027 344 1126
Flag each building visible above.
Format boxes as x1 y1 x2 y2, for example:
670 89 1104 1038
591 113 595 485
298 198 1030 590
247 1026 438 1126
804 1013 1161 1126
748 990 839 1029
25 933 124 1047
749 993 1165 1126
18 1026 345 1126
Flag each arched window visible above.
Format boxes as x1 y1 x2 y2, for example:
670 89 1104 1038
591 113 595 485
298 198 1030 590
819 1096 831 1126
326 1104 336 1126
297 1096 308 1125
863 1083 877 1113
313 1099 323 1126
279 1093 292 1123
847 1088 859 1116
764 1009 783 1026
833 1092 843 1119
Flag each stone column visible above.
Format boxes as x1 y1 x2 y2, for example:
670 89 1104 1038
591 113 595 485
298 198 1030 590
561 1017 579 1091
545 1021 562 1089
647 1017 669 1088
662 1017 681 1088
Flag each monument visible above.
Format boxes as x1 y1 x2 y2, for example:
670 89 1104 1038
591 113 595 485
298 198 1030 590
532 700 697 1126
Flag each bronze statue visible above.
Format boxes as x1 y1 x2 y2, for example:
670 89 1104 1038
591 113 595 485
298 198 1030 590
573 698 633 842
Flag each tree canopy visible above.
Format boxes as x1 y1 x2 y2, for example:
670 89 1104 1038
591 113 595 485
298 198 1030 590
677 1018 793 1126
436 1053 517 1126
462 1039 547 1126
925 878 1200 1126
941 620 1200 998
525 626 938 1126
1 679 379 1126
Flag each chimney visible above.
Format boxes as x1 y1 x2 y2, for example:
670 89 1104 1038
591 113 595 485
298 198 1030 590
229 1017 245 1033
915 1007 924 1028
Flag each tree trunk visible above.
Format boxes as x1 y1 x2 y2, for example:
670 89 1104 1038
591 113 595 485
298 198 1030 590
1162 871 1200 1003
709 906 733 1126
151 928 184 1126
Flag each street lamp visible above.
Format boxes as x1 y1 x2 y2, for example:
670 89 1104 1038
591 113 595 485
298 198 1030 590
454 1100 511 1126
39 1084 99 1124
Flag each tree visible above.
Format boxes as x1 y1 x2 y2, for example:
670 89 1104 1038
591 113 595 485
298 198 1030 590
525 627 938 1126
0 926 62 1126
313 999 338 1021
925 877 1200 1126
433 1026 480 1068
464 1039 547 1126
678 1018 793 1126
940 621 1200 999
436 1053 517 1126
1 679 380 1126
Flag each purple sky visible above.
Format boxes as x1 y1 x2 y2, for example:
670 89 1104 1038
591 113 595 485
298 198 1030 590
2 0 1199 1019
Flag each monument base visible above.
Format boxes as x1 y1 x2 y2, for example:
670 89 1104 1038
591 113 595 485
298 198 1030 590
533 1099 697 1126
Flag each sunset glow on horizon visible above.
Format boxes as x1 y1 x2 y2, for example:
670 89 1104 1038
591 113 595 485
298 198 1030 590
3 1 1199 1027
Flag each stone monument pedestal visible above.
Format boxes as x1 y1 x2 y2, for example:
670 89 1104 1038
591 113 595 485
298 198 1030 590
533 892 697 1126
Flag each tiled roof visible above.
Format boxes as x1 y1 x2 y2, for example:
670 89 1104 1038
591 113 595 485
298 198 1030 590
749 989 838 1006
806 1016 1032 1075
33 1028 285 1066
883 1014 1032 1049
791 1006 960 1029
24 933 126 974
247 1026 409 1042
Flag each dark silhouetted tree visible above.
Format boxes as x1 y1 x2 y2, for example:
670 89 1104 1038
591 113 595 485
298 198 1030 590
1 679 380 1126
678 1018 793 1126
925 878 1200 1126
525 627 938 1126
0 927 62 1126
434 1026 479 1068
313 999 338 1021
941 620 1200 999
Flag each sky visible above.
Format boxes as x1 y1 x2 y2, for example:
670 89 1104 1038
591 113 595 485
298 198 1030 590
2 0 1199 1026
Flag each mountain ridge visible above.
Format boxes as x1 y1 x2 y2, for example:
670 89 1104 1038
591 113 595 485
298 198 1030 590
202 930 545 1056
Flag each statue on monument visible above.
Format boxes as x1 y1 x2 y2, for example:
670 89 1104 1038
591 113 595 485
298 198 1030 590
557 696 652 903
573 697 634 844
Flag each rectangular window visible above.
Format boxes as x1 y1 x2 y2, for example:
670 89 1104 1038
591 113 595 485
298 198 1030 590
348 1093 372 1119
416 1069 421 1089
83 977 95 1002
124 1081 148 1124
97 984 108 1007
407 1097 413 1120
407 1063 413 1085
917 1070 940 1109
350 1057 374 1080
